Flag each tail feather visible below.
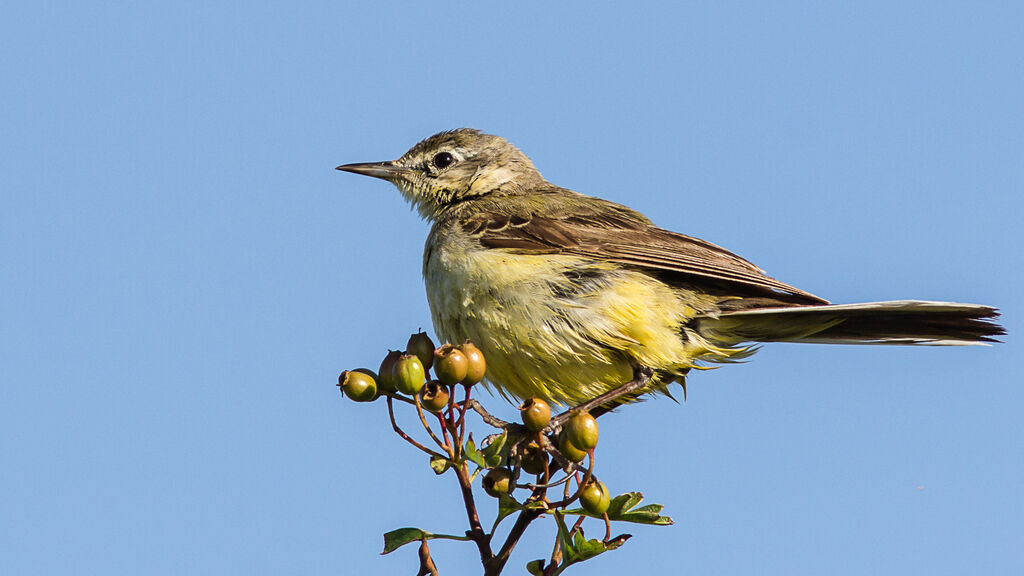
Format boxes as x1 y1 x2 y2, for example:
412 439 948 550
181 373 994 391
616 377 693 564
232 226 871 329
696 300 1005 346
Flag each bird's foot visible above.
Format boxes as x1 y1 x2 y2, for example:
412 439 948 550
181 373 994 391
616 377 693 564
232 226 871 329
546 366 653 431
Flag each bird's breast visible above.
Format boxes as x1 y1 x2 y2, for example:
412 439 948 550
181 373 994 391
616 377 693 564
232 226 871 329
420 226 705 404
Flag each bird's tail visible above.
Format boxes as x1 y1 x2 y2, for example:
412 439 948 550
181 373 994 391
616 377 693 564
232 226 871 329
695 300 1004 346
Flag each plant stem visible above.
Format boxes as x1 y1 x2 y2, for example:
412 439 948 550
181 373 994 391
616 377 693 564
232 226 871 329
413 394 449 452
486 508 543 576
387 396 446 459
453 462 493 566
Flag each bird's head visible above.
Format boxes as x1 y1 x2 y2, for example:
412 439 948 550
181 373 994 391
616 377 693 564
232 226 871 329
337 128 544 219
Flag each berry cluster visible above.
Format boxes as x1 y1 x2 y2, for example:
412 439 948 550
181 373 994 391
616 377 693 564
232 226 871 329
337 331 670 576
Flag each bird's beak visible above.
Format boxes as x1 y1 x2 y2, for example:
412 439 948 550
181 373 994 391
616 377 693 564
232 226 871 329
335 161 409 182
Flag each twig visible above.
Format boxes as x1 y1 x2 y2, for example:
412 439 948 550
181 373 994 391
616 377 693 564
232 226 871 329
436 412 453 452
517 473 574 490
486 508 543 576
570 514 586 534
453 462 493 566
457 384 472 447
547 528 562 576
387 396 445 459
413 394 449 453
463 398 517 430
387 392 416 405
547 366 653 430
549 452 595 509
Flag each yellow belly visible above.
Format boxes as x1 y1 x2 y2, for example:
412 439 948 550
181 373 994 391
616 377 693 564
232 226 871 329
424 237 718 405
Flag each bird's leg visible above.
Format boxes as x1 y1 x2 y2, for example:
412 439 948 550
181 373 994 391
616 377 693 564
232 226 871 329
547 365 653 430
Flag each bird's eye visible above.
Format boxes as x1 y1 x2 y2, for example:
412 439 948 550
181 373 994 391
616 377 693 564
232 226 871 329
432 152 455 170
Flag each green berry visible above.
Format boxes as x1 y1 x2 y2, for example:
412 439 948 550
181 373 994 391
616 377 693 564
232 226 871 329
376 350 402 394
457 341 486 385
565 410 599 451
418 380 450 412
406 331 435 370
482 468 512 498
579 480 610 515
520 398 551 431
558 430 587 463
338 369 378 402
433 344 469 386
392 353 426 395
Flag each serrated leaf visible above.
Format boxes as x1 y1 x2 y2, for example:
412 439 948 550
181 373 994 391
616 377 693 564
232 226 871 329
429 455 451 475
480 431 508 468
382 528 427 555
526 559 545 575
464 437 486 469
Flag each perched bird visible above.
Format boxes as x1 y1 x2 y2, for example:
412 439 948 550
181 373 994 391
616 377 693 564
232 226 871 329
337 129 1003 407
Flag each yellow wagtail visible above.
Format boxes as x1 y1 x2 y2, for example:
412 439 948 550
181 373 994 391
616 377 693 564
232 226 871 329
337 129 1003 407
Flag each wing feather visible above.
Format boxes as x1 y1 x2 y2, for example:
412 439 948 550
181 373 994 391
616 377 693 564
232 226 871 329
462 210 826 304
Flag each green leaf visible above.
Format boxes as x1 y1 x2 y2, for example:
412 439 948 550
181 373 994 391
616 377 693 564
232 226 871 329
553 512 582 564
382 528 427 555
604 534 632 550
526 559 545 576
464 437 486 469
480 431 509 468
498 494 521 518
607 492 644 516
550 511 623 571
490 494 523 532
429 455 451 475
571 530 606 561
381 528 471 555
630 503 663 514
618 512 673 525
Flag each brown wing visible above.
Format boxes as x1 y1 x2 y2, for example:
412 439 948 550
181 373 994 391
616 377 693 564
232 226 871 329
462 209 828 305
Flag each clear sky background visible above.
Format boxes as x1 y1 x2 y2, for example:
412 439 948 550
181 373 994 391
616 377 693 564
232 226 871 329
2 2 1021 575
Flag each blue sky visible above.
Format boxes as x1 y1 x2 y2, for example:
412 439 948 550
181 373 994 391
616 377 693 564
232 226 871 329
2 2 1021 574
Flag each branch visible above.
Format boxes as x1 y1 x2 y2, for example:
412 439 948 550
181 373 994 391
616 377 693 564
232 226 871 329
463 398 516 430
486 508 544 576
454 461 493 566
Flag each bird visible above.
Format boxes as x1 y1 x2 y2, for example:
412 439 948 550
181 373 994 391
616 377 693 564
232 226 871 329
337 129 1004 407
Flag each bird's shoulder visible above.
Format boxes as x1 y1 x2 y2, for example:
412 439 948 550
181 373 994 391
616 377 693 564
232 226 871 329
452 185 650 250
